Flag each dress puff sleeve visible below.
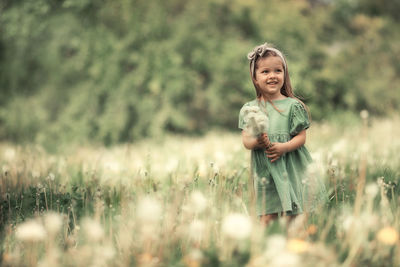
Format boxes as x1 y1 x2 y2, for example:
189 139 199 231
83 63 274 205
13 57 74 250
238 103 249 130
289 101 310 136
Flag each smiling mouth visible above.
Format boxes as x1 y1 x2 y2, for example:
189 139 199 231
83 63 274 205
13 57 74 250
267 81 278 85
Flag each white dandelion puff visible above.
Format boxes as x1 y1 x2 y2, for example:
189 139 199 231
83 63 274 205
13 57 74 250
4 148 16 161
16 220 46 242
365 183 379 199
270 251 300 267
82 218 104 242
222 213 252 240
265 234 287 256
44 212 63 235
360 110 369 120
137 197 162 224
243 106 269 137
189 191 208 213
103 160 122 173
188 220 205 242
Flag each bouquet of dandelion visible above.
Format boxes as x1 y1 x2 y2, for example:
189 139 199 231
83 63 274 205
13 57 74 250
242 106 269 137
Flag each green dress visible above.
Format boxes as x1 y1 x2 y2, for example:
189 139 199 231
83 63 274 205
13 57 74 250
238 97 325 216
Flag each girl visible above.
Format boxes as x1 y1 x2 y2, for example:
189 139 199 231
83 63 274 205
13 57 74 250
238 43 325 226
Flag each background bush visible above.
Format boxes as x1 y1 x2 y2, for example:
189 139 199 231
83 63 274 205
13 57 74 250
0 0 399 147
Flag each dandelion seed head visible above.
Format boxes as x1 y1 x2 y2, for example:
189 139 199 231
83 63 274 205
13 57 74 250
222 213 252 240
331 139 347 155
104 160 122 173
260 177 268 185
4 148 15 161
212 164 220 175
360 110 369 120
189 191 208 213
165 158 179 173
331 159 338 168
360 141 369 154
44 212 63 235
16 220 46 242
100 244 116 261
265 234 286 255
183 249 203 267
137 197 162 224
48 173 55 181
2 165 10 174
243 107 268 136
82 218 104 242
270 251 300 267
188 219 205 242
365 183 379 199
32 170 40 179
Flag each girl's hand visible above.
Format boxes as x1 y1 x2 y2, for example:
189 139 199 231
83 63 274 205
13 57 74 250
257 133 270 148
265 142 288 163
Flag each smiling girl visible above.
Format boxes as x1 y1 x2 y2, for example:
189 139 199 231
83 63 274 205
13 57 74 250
238 43 326 226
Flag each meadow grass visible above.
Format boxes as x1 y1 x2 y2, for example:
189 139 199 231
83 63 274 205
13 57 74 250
0 114 399 266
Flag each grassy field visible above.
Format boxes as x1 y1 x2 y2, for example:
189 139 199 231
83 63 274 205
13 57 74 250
0 114 399 266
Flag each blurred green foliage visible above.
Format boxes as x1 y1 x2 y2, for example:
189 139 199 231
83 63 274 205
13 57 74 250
0 0 399 146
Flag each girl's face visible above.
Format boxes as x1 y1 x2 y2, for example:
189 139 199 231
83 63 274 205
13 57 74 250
254 56 285 100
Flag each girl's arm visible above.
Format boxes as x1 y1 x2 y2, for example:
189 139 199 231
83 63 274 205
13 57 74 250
241 131 270 150
266 130 306 162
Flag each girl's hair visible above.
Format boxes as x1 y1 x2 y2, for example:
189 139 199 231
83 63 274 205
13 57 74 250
247 42 310 118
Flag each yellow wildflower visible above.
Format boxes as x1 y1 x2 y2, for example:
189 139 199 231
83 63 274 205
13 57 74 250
377 227 399 245
287 239 310 253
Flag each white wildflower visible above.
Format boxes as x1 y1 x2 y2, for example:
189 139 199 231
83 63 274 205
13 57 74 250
2 165 10 174
4 148 15 161
222 213 252 240
188 220 205 242
331 139 347 154
331 159 338 168
82 218 104 242
360 141 369 154
212 163 220 175
188 248 203 261
360 110 369 120
264 235 301 267
189 191 208 213
48 173 55 181
99 244 116 261
270 251 300 267
243 106 269 137
365 183 379 199
214 151 226 163
16 220 46 242
32 170 40 178
264 234 287 257
103 160 121 173
44 212 63 235
242 106 260 115
137 197 162 224
165 158 179 173
341 215 362 233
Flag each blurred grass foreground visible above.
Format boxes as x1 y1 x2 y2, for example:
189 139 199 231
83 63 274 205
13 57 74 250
1 115 400 266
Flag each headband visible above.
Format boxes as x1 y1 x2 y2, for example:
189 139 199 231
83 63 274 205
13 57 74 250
247 43 288 78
